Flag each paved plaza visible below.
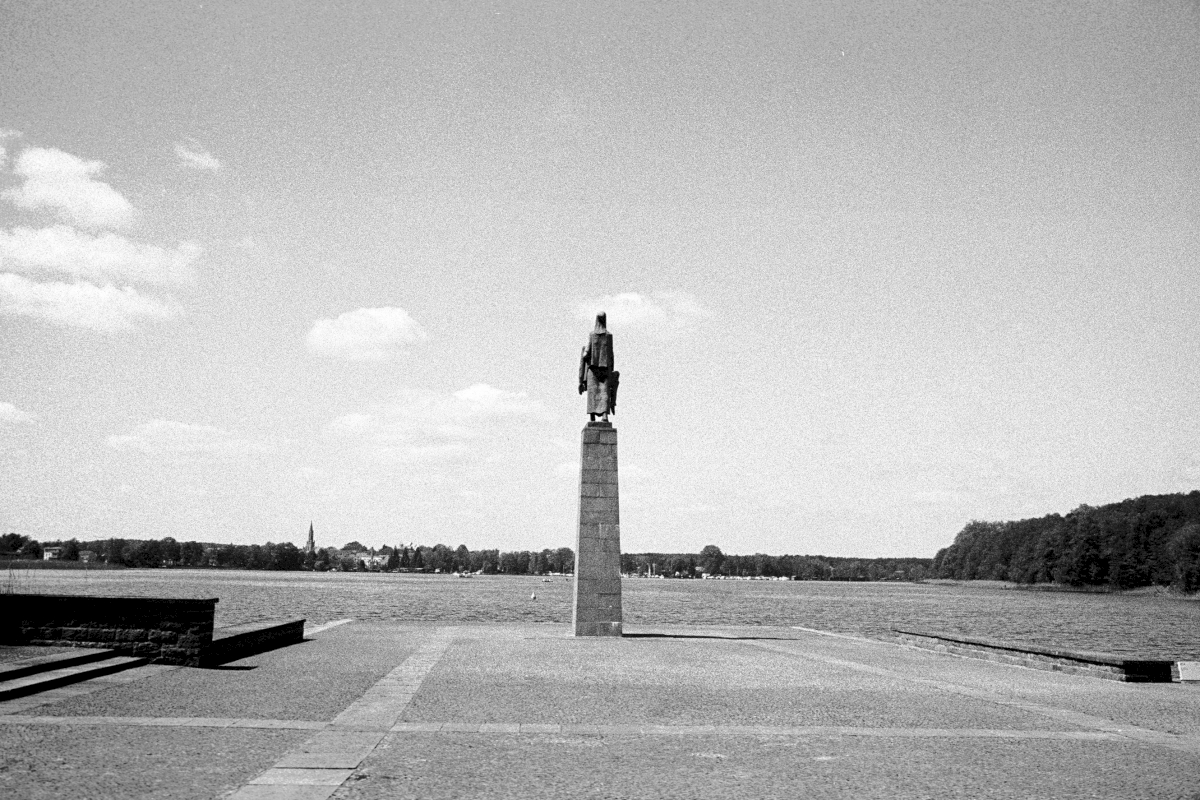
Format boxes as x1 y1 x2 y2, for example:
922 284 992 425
1 620 1198 799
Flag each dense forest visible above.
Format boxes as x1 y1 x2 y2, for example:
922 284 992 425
0 533 933 581
933 491 1200 592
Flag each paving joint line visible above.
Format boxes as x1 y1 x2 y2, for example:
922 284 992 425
744 639 1200 755
223 625 458 800
5 712 1192 748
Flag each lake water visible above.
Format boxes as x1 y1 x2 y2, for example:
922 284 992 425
8 569 1199 660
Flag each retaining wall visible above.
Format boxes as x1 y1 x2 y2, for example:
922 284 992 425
889 628 1176 682
1 594 217 666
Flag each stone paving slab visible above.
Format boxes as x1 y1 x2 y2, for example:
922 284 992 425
402 635 1076 730
0 644 75 663
339 731 1200 800
770 628 1200 737
13 621 414 721
3 621 1200 798
226 787 338 800
251 768 354 785
0 722 305 800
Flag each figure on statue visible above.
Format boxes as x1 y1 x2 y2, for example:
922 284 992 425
578 312 619 422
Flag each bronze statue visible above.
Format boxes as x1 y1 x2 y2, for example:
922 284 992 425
578 312 619 422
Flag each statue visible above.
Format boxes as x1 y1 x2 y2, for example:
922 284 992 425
578 312 619 422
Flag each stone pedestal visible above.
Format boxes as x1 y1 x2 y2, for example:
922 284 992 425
573 421 622 636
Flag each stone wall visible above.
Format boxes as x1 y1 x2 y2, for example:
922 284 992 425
1 594 217 666
888 629 1175 683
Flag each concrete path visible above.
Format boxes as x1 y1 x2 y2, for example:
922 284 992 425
1 621 1198 799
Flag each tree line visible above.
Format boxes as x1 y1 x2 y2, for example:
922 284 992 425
933 491 1200 592
0 533 935 581
624 546 933 581
0 534 577 575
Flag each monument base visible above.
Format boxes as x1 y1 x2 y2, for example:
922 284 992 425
573 421 622 637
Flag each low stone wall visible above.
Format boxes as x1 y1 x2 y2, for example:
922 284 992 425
888 629 1176 682
204 619 305 666
1 594 217 666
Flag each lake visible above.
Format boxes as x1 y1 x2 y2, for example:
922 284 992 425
7 568 1199 659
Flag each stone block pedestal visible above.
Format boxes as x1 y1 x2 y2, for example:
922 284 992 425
573 421 622 636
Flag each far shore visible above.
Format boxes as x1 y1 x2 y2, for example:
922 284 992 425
922 578 1199 599
5 562 1197 600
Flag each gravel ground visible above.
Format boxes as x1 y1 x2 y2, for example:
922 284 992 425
337 732 1200 800
402 635 1075 730
15 622 419 721
4 622 1199 799
0 724 304 800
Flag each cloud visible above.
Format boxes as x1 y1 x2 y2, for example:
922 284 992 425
0 225 199 285
107 419 270 456
323 384 546 462
0 273 183 330
576 291 710 334
307 306 427 361
453 383 542 415
3 147 136 230
174 140 221 172
0 401 34 424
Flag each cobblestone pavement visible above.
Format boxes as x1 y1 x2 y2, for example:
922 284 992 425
2 621 1198 799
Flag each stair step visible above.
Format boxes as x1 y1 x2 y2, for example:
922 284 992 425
0 648 115 683
0 655 148 701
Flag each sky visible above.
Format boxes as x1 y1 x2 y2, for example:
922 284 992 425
2 1 1199 558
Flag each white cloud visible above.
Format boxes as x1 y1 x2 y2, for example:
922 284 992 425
323 384 546 462
576 291 711 334
0 273 182 331
3 147 136 230
453 383 542 415
174 140 221 172
0 225 199 285
107 419 270 456
307 306 427 361
0 401 34 424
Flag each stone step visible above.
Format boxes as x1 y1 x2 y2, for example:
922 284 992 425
0 647 115 683
0 655 148 701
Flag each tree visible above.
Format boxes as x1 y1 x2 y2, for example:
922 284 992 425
1168 523 1200 593
553 547 575 574
160 537 181 565
19 539 42 559
129 539 163 567
313 548 332 571
699 545 724 576
60 539 81 561
342 541 366 552
0 532 28 555
180 541 204 566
